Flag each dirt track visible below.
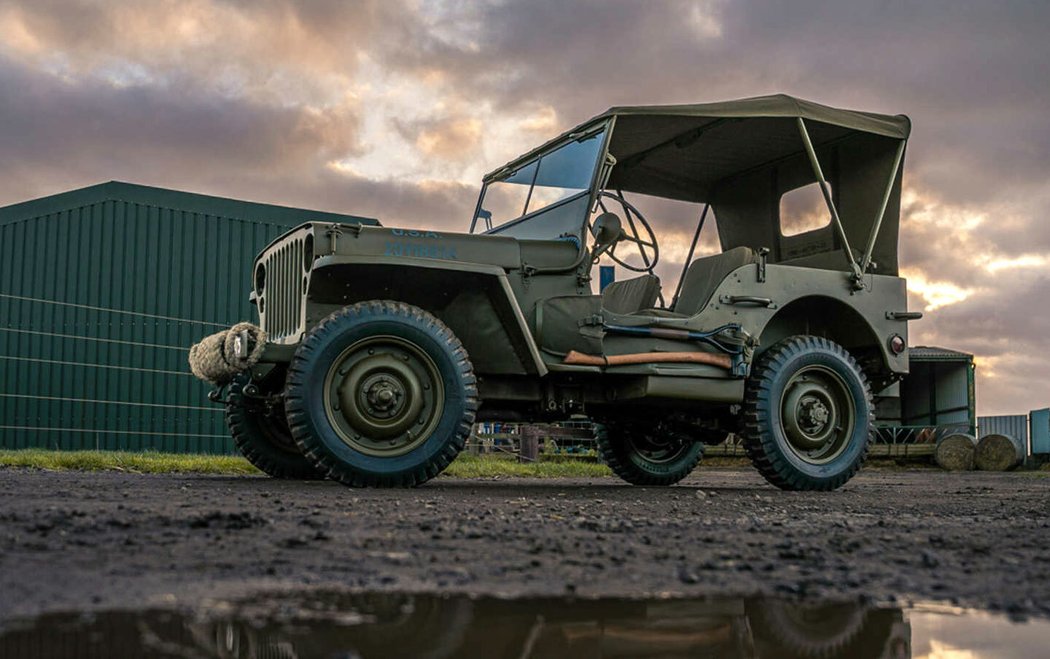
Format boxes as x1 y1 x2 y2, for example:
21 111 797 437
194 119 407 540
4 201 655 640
1 467 1048 622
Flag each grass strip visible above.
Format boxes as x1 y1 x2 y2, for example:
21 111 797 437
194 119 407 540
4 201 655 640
0 449 949 478
443 453 611 479
0 449 612 478
0 449 260 474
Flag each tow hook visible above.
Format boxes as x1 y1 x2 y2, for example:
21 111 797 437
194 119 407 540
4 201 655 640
207 386 228 404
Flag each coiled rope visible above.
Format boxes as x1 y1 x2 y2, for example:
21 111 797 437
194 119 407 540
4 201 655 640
188 322 268 386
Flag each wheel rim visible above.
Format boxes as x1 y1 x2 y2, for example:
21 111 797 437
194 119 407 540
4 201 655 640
780 603 866 639
779 365 856 464
626 433 690 464
323 335 444 457
260 410 300 454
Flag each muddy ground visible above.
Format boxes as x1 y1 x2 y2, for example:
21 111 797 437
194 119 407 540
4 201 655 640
1 467 1047 622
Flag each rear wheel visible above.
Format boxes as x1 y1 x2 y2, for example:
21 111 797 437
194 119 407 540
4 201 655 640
225 374 324 480
596 422 704 486
285 301 477 487
742 336 872 491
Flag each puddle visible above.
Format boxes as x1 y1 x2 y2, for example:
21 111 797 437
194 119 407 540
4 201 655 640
0 592 1046 658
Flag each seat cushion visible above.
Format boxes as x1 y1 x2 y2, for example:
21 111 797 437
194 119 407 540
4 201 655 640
673 247 757 315
601 274 661 314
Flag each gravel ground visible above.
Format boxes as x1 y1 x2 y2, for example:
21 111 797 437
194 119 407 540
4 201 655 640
1 467 1048 622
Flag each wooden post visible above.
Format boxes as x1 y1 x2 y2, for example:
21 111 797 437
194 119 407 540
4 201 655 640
519 425 540 463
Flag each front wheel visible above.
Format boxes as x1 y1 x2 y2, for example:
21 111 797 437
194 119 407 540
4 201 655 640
741 336 872 491
596 422 704 486
285 301 477 488
747 600 872 658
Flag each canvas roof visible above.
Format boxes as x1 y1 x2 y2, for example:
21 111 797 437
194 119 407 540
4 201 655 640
602 94 910 139
485 95 909 274
486 94 909 191
599 94 910 203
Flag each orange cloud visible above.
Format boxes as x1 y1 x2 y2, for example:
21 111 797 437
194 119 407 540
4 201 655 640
414 117 482 161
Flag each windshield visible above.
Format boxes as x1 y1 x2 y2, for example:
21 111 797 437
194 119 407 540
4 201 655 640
473 129 606 237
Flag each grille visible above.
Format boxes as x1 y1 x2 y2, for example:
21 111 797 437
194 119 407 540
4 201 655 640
260 237 304 342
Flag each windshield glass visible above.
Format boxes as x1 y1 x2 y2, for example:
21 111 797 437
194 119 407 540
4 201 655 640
474 129 605 234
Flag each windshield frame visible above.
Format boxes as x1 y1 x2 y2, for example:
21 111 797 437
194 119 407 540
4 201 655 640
469 119 614 239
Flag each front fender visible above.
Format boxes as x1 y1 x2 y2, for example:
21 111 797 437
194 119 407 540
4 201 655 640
306 256 547 377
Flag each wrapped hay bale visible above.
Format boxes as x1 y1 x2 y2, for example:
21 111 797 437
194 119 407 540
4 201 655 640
934 432 977 471
975 433 1025 471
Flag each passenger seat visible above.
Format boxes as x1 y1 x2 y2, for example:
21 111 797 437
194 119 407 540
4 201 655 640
672 247 757 315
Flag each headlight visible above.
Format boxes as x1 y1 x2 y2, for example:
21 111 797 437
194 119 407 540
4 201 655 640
255 263 266 295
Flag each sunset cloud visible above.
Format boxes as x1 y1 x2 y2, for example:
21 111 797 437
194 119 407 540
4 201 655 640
0 0 1046 414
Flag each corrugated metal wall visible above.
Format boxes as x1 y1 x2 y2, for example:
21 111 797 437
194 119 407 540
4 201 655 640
0 182 373 453
978 414 1030 456
1030 409 1050 455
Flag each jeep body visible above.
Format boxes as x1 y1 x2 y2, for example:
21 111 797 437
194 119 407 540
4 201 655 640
222 94 918 489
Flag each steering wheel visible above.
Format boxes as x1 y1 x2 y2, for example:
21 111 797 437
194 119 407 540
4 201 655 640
595 190 660 273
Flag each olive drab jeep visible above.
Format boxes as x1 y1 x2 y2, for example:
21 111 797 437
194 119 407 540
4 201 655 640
193 94 920 490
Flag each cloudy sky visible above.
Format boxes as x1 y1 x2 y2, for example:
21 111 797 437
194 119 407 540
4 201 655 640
0 0 1047 415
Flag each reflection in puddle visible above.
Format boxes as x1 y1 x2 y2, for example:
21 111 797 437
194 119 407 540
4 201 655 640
0 592 1044 659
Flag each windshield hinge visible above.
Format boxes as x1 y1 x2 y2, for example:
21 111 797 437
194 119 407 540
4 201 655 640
324 224 343 254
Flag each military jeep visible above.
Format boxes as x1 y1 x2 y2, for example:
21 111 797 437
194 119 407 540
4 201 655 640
205 94 919 490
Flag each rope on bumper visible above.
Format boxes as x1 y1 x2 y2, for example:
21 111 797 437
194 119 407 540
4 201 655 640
188 322 268 386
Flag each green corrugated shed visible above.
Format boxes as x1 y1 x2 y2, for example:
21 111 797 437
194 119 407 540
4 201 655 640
0 181 376 453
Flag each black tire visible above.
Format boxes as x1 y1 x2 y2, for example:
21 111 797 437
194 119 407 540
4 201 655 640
742 336 872 491
595 422 704 486
748 600 871 659
225 374 324 480
285 300 477 487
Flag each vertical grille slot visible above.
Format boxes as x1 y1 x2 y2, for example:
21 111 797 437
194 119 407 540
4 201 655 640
260 236 305 342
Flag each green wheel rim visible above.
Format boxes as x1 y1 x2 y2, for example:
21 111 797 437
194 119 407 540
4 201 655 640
323 335 444 457
779 365 856 465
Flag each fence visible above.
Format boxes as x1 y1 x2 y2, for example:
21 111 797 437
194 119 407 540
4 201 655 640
469 421 955 463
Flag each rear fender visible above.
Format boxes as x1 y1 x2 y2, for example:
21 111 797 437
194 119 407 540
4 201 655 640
753 290 909 395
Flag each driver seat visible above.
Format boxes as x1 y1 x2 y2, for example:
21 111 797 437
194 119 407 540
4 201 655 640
601 274 661 314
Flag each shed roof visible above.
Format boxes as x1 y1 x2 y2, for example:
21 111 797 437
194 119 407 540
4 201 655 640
0 181 379 228
910 346 974 361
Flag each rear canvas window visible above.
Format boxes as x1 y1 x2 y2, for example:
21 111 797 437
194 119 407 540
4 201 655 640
780 183 830 236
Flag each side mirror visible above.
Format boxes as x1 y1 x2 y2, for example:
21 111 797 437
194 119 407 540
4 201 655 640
590 212 624 249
